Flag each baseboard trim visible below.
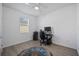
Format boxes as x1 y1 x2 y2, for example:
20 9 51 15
3 39 32 48
53 41 76 50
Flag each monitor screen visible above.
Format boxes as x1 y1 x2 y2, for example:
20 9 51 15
44 27 51 31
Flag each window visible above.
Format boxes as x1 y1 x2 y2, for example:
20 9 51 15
20 16 29 33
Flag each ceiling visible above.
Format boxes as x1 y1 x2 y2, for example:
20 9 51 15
3 3 74 16
25 3 74 15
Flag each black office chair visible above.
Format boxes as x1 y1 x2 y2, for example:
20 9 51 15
40 26 53 45
44 27 52 45
40 30 47 46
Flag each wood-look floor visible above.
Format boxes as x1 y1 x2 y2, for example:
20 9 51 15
2 40 78 56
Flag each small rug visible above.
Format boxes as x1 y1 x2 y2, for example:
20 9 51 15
18 47 49 56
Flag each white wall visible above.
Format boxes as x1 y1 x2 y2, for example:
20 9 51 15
2 6 37 47
38 4 76 49
0 3 2 55
0 3 2 37
77 4 79 55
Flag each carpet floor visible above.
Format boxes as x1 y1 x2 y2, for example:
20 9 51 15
2 40 78 56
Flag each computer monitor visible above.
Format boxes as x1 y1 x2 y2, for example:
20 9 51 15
44 27 51 31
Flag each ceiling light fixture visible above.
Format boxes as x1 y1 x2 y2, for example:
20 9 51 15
34 6 39 10
25 3 29 5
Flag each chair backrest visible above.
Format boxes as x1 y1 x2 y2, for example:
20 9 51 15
40 30 45 39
